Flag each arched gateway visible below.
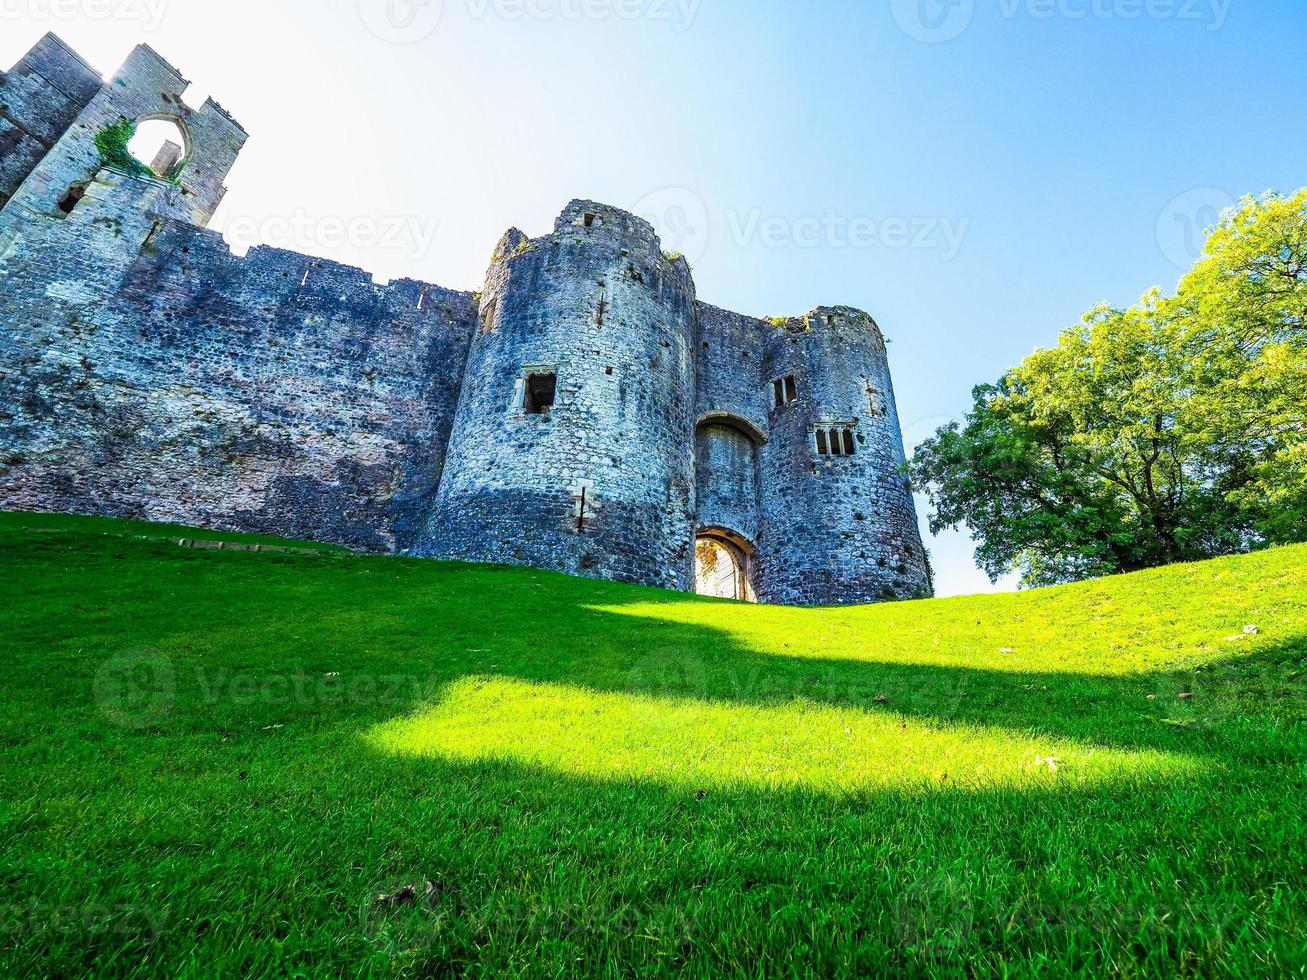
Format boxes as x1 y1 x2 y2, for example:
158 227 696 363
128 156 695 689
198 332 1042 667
693 413 762 602
694 528 756 602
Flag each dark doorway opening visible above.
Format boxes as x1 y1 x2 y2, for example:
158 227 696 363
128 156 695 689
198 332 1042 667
524 371 557 414
57 184 87 216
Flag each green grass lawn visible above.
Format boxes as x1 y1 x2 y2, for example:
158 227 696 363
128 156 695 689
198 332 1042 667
1 512 1304 977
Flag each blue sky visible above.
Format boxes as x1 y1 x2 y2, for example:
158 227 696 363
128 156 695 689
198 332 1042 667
5 0 1304 595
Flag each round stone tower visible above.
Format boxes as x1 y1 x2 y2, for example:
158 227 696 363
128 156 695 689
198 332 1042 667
417 201 698 589
756 308 932 605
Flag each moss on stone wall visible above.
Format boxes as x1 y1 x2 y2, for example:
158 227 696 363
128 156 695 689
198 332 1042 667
94 118 152 179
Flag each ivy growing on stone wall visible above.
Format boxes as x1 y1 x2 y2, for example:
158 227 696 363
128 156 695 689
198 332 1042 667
94 118 185 184
94 119 153 179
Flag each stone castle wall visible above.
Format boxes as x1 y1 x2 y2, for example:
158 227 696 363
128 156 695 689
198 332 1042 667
0 163 477 553
419 203 699 590
757 310 933 604
0 34 102 207
0 35 932 605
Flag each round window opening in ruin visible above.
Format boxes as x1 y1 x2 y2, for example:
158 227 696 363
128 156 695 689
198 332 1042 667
127 118 190 179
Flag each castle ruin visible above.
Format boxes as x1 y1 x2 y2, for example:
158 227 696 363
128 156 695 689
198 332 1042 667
0 36 932 606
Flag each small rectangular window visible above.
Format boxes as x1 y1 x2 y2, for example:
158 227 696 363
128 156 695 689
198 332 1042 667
57 184 87 217
773 375 797 408
523 371 557 414
816 429 829 455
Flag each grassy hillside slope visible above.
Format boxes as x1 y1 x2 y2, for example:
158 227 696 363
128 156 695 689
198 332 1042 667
1 513 1304 977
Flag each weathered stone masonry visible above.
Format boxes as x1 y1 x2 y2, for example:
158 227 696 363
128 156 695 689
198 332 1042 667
0 36 932 605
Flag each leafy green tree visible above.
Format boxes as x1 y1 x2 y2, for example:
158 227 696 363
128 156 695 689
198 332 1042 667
912 191 1305 587
1174 190 1306 540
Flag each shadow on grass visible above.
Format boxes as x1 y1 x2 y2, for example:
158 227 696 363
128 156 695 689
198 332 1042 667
2 515 1305 974
6 514 1298 776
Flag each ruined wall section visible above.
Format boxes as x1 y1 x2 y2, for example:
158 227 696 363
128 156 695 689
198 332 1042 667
420 201 698 589
0 170 477 552
1 43 245 231
0 34 101 206
756 308 931 604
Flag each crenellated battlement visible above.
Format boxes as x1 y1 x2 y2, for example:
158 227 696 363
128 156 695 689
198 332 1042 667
0 35 931 605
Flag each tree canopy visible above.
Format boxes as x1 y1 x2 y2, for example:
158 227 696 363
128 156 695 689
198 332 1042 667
911 190 1306 587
